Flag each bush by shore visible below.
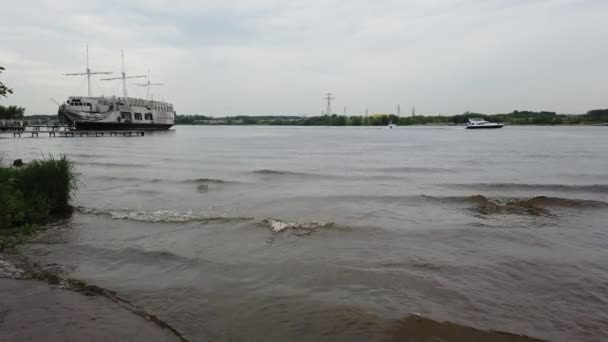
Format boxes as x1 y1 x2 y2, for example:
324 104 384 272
0 155 77 250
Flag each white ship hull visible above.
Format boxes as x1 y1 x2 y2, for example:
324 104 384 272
59 96 175 130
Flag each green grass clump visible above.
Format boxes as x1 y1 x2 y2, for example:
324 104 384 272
0 155 78 250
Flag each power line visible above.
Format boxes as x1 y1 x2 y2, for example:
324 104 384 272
324 93 335 116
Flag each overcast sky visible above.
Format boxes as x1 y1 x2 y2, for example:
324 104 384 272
1 0 607 116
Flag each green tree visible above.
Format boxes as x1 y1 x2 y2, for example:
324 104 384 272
0 105 25 119
0 66 13 98
350 116 363 126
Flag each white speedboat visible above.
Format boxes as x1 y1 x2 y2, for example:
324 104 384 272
466 118 503 129
388 120 397 129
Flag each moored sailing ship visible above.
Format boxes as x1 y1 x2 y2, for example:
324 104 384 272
59 96 175 130
59 48 175 130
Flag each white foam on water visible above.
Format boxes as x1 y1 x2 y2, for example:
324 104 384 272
76 206 252 224
264 219 333 233
109 209 198 223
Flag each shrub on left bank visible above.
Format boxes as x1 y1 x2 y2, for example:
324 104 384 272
0 155 78 250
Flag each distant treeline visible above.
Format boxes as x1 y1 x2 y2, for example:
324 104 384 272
18 109 608 126
177 109 608 126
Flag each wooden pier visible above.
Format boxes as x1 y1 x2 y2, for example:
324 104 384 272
2 130 145 138
1 120 72 132
1 120 146 138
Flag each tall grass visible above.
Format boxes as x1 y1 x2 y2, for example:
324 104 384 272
0 155 78 250
15 155 78 214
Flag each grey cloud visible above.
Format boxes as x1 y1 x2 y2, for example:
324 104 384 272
1 0 607 115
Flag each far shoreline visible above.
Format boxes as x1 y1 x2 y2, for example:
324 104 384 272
5 108 607 127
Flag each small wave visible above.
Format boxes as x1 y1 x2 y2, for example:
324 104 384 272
76 206 253 224
421 194 606 207
117 247 192 264
422 194 608 215
284 194 607 211
264 218 333 233
513 196 608 208
75 161 146 168
70 153 100 158
380 260 442 271
182 178 231 184
371 166 455 173
444 183 608 194
181 178 239 193
251 169 316 177
95 176 164 183
132 189 162 196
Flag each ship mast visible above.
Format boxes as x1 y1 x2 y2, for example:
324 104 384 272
135 69 164 100
101 50 145 97
63 45 112 97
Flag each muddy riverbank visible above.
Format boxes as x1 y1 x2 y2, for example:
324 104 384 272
0 254 183 342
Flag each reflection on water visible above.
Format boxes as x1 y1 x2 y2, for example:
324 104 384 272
3 126 608 341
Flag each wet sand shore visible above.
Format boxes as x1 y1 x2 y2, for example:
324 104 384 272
0 275 546 342
0 278 180 342
1 243 548 342
0 253 181 342
1 271 546 342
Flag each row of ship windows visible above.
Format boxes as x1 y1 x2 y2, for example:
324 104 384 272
122 112 153 120
154 105 172 112
70 101 171 112
70 102 91 107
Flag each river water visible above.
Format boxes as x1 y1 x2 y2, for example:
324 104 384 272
2 126 608 341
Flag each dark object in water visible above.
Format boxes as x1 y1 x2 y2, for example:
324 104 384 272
13 159 23 167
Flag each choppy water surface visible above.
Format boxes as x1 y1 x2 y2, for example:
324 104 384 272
2 126 608 341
